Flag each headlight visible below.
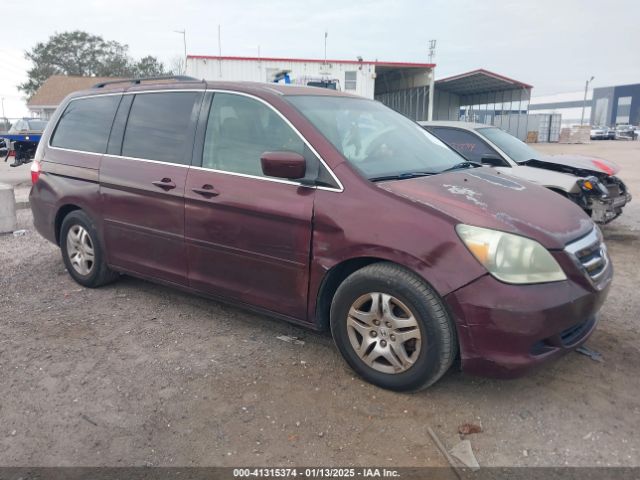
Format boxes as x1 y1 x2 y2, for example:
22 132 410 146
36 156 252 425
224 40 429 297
456 225 567 284
578 176 609 196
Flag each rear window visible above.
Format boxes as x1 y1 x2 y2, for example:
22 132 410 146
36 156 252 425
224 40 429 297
27 120 47 131
121 92 199 164
50 96 121 153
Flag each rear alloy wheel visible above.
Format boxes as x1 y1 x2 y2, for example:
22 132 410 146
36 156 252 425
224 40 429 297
66 225 95 276
330 262 457 391
60 210 119 288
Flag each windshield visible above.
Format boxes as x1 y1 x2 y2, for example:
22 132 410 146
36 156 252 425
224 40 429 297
477 127 540 163
286 95 463 179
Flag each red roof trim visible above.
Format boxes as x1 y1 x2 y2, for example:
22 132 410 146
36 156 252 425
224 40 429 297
187 54 435 69
436 68 533 89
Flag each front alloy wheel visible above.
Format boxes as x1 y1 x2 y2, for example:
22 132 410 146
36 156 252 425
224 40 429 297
347 292 422 374
330 262 457 391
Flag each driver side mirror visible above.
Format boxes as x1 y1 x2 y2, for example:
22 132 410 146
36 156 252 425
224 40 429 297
260 151 306 180
481 153 507 167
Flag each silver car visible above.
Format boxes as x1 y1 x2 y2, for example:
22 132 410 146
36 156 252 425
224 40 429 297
420 121 632 224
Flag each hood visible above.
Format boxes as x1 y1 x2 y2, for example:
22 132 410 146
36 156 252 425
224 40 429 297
495 165 580 192
379 169 594 249
529 154 620 176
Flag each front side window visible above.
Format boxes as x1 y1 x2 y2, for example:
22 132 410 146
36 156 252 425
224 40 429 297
202 93 304 177
428 127 496 163
51 95 120 153
286 95 462 179
122 92 199 164
477 127 540 163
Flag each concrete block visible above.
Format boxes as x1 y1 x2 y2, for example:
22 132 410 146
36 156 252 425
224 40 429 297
0 183 17 233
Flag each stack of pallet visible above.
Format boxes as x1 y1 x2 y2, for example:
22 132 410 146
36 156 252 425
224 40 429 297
558 125 590 144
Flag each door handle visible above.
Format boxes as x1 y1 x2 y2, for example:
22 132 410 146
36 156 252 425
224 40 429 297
152 178 176 190
191 184 219 198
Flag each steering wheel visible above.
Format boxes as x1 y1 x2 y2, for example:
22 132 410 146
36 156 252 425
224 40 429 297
362 128 397 161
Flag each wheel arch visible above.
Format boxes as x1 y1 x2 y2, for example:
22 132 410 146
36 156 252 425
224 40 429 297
54 204 82 245
314 256 442 332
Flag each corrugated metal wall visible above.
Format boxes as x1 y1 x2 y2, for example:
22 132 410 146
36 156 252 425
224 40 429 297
374 86 431 121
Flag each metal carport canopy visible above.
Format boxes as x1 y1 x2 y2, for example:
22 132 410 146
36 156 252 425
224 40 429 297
435 69 532 95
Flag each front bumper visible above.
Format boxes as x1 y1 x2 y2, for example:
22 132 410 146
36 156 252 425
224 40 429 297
589 191 632 223
444 263 612 378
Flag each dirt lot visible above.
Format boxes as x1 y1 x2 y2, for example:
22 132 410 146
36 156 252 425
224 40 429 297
0 141 639 468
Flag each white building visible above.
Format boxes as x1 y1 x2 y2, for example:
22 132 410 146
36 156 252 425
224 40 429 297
186 55 437 120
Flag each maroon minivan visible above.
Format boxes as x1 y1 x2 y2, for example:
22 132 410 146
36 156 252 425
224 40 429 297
29 77 612 391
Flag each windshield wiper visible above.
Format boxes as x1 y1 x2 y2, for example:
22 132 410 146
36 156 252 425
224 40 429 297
370 171 436 182
439 161 482 173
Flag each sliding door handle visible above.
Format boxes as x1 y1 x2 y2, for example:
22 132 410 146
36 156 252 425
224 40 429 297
192 184 219 197
152 178 176 190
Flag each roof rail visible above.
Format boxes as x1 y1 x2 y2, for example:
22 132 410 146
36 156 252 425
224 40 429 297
93 75 201 88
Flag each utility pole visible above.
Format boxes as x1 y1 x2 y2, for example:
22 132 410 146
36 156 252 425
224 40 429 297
173 29 187 74
1 97 5 120
218 25 222 78
324 30 328 65
427 40 437 121
581 76 594 125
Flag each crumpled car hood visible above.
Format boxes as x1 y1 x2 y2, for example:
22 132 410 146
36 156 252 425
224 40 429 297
530 154 620 176
379 169 594 249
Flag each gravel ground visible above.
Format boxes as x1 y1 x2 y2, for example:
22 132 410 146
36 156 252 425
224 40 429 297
0 141 639 468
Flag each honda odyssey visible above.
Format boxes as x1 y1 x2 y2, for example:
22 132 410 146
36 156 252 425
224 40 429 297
30 77 612 391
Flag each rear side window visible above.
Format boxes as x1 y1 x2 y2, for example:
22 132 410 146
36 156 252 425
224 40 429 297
428 127 495 163
50 96 120 153
121 92 199 164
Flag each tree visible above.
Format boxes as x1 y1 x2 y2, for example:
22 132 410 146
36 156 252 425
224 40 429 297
133 56 169 77
19 31 168 97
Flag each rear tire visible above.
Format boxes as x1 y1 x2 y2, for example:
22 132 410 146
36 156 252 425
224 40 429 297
330 262 457 391
60 210 119 288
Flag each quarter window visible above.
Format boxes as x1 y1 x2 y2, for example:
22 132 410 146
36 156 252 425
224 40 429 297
50 96 120 153
121 92 199 164
202 93 304 177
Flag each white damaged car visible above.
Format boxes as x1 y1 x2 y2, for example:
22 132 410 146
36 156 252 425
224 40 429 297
420 121 632 224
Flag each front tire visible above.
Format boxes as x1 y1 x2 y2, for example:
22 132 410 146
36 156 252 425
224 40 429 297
60 210 119 288
330 262 457 391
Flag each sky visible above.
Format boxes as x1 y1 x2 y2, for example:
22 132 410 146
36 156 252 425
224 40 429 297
1 0 639 118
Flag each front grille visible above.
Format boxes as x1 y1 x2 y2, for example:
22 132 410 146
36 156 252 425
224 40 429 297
565 228 609 284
